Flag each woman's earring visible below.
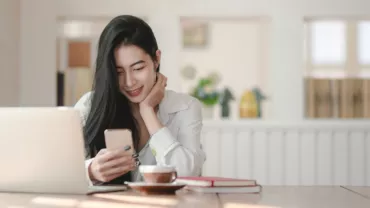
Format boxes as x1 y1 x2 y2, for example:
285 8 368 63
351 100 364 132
135 160 141 166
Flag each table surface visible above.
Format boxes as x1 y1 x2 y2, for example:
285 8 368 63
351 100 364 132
343 186 370 200
1 186 370 208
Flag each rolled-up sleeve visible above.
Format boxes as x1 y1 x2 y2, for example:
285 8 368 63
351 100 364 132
148 99 206 176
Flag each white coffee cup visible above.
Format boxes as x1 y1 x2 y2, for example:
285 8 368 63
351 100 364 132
139 165 177 183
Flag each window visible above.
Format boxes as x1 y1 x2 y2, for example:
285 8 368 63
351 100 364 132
358 21 370 66
305 19 370 119
310 21 346 65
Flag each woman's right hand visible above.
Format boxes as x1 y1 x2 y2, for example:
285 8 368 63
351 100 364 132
88 148 137 182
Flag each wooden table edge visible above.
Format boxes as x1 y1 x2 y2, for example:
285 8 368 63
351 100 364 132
341 186 370 200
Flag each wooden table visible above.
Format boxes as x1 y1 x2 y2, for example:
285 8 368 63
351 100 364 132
343 186 370 199
1 187 370 207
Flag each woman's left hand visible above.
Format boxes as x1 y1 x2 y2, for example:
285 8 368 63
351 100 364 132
139 73 167 112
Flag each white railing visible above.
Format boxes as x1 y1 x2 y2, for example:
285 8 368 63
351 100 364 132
201 120 370 186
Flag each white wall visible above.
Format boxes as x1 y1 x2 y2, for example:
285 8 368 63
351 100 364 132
180 20 268 119
19 0 56 106
180 20 265 94
18 0 370 120
202 120 370 186
0 0 20 106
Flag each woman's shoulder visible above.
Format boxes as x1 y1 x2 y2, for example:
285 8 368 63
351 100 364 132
74 91 94 125
74 91 94 109
163 90 202 113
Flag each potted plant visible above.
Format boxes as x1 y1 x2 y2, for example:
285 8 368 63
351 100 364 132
191 73 220 119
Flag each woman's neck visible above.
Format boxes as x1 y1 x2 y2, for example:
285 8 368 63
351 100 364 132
129 102 159 119
129 102 141 119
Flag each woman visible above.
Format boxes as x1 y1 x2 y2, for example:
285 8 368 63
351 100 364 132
74 15 206 185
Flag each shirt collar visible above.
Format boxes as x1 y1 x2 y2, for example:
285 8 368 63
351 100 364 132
158 90 188 125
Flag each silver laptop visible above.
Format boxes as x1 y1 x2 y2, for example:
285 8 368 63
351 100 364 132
0 107 127 195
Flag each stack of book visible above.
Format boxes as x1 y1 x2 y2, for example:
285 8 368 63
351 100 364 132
175 176 262 193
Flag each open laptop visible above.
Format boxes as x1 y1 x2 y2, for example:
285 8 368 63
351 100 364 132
0 107 127 195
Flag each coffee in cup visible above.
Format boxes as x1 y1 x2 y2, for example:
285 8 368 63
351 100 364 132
139 165 177 183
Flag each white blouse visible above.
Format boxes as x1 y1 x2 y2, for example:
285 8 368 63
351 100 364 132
74 90 206 184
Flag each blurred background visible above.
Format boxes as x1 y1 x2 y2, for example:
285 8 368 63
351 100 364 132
1 0 370 121
1 0 370 185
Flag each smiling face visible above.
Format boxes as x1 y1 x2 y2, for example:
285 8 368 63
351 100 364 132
114 44 160 103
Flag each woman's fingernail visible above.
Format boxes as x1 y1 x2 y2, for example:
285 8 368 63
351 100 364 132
124 145 131 151
132 153 138 158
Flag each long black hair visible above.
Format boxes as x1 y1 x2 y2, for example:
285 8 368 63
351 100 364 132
84 15 160 183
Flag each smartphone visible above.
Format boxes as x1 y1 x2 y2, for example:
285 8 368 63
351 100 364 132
104 129 134 155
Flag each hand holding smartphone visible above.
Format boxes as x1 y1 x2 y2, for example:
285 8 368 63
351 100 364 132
89 129 138 182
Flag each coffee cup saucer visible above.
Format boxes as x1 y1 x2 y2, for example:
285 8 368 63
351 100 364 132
124 181 186 195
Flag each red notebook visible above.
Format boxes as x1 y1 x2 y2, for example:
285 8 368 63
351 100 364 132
175 176 256 187
185 185 262 193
